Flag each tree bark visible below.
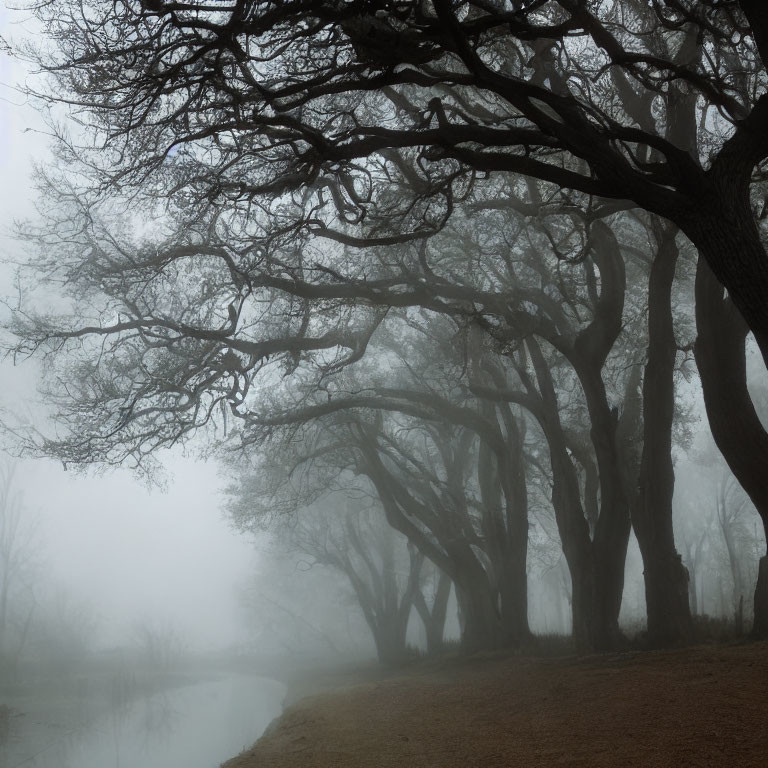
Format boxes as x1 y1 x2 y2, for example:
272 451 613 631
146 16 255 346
571 223 632 649
454 567 503 653
694 257 768 637
413 569 451 656
580 365 632 651
525 340 616 651
685 114 768 370
754 549 768 638
633 222 692 647
478 397 531 647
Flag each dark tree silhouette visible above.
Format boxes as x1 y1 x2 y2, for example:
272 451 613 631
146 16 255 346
20 1 768 360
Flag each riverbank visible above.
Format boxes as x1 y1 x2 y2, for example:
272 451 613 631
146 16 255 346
223 641 768 768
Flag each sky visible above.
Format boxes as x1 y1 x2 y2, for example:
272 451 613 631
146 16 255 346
0 8 258 651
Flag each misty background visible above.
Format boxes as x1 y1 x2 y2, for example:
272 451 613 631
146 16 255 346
0 9 255 656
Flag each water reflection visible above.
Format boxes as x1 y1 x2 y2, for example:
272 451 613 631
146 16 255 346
0 675 284 768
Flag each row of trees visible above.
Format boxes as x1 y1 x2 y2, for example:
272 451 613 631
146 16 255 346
4 1 768 656
223 292 762 660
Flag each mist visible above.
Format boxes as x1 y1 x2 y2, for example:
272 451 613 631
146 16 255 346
2 3 768 768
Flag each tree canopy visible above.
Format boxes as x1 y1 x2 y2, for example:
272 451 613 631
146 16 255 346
20 1 768 353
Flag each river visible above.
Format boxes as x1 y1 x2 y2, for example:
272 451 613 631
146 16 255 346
0 675 285 768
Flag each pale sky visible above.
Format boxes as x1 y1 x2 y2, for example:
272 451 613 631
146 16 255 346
0 9 258 651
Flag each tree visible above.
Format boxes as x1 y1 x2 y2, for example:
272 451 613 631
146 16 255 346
694 259 768 636
224 313 534 653
229 444 448 665
237 547 368 658
17 1 768 356
8 0 768 644
714 473 755 630
296 501 425 667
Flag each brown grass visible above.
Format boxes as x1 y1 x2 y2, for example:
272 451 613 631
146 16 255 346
223 642 768 768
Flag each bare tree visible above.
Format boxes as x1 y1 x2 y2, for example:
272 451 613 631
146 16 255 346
7 0 768 643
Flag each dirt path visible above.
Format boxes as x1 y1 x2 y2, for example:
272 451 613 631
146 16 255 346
223 642 768 768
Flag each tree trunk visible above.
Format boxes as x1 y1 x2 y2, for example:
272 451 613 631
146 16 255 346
570 223 632 651
454 567 502 653
427 572 451 655
693 257 768 638
498 557 530 647
413 570 451 656
526 338 627 651
633 223 692 647
495 400 533 647
576 367 631 651
684 540 700 617
547 449 598 651
371 622 409 667
0 570 8 664
689 568 698 617
753 550 768 639
569 555 596 651
474 391 531 648
687 131 768 371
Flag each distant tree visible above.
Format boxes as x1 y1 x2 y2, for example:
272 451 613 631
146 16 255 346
132 619 187 673
714 473 761 630
30 589 99 673
0 464 39 678
678 506 712 619
238 547 368 658
229 446 433 665
290 499 426 667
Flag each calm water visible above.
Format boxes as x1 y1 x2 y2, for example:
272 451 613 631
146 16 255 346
0 675 285 768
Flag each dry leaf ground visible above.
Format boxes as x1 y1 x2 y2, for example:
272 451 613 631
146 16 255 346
224 642 768 768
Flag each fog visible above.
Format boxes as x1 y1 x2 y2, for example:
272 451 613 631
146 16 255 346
14 457 255 649
1 3 768 767
0 27 254 656
0 25 291 767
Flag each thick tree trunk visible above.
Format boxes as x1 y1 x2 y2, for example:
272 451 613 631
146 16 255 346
681 98 768 370
633 223 692 647
693 257 768 638
569 554 596 651
498 557 530 647
591 542 628 650
754 550 768 639
495 402 533 647
569 223 632 650
415 571 451 656
474 392 531 648
527 337 628 651
371 621 409 667
454 568 502 653
642 552 692 645
577 367 631 651
692 221 768 368
549 452 598 651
